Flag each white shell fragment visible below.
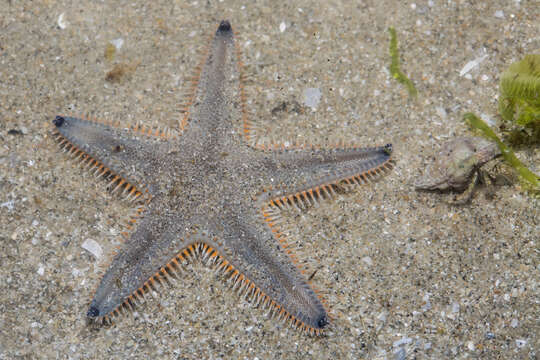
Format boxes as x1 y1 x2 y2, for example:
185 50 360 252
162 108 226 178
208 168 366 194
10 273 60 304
459 54 488 77
57 13 67 29
303 88 322 109
110 38 124 50
82 239 103 259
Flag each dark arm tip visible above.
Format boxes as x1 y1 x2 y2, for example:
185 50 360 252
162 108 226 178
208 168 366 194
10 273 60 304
383 143 393 155
317 315 329 329
53 115 65 127
87 305 100 318
217 20 232 33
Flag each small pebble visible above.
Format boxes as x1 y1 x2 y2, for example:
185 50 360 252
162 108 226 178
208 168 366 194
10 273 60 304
0 200 15 211
515 339 527 348
394 348 406 360
362 256 373 266
110 38 124 50
435 106 447 120
303 88 322 109
422 294 432 311
393 337 412 347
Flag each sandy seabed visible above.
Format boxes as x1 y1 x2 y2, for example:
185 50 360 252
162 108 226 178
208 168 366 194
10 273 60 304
0 1 538 359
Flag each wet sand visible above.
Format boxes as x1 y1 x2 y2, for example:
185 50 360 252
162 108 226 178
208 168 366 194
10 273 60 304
0 1 538 358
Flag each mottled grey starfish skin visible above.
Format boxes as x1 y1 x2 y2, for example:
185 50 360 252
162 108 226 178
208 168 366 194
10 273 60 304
51 21 394 335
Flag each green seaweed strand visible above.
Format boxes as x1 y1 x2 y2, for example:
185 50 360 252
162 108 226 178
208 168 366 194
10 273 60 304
388 27 417 98
464 112 539 193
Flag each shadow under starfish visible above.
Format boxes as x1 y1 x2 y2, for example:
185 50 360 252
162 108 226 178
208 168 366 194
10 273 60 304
49 20 394 336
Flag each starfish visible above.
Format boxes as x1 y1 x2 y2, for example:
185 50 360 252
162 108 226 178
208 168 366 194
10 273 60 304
50 20 394 336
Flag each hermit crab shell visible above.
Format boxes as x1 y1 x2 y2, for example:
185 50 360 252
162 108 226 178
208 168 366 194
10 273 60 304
415 137 501 192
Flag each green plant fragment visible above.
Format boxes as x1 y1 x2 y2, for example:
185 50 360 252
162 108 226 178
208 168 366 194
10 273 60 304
464 112 539 193
104 43 116 62
498 54 540 127
388 27 417 98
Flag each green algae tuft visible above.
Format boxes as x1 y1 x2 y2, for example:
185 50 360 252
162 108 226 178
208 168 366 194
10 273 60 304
388 27 417 98
499 54 540 127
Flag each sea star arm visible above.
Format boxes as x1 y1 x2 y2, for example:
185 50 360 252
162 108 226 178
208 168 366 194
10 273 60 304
209 205 328 334
86 195 202 320
180 21 245 145
51 115 166 199
258 144 394 207
87 195 195 320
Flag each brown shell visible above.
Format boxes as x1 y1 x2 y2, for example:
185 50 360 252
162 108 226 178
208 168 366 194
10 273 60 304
415 137 500 192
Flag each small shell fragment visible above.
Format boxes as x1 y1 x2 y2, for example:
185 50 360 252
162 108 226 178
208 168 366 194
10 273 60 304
57 13 67 29
82 239 103 259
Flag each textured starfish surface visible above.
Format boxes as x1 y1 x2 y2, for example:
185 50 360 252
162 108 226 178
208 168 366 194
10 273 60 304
50 20 394 336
